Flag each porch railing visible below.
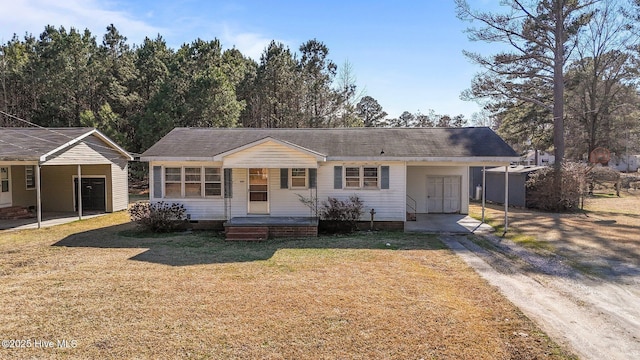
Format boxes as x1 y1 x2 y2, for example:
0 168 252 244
406 194 417 221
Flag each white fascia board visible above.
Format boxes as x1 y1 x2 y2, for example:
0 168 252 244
139 156 218 162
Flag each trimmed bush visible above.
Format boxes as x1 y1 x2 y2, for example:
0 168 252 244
318 195 364 233
128 201 187 232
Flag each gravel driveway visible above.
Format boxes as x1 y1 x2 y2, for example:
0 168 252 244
442 231 640 360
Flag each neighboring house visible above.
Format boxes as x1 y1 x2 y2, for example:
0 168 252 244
0 127 133 225
483 165 546 208
141 127 519 233
609 153 640 173
522 150 555 166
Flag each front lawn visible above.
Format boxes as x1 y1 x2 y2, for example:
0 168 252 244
0 212 574 359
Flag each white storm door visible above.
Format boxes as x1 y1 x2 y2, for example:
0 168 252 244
248 168 269 214
0 167 12 207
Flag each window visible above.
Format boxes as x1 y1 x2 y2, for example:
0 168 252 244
204 168 221 196
363 167 378 189
291 168 307 188
164 167 181 198
25 166 36 190
161 166 223 198
184 167 202 197
344 166 379 189
345 167 361 188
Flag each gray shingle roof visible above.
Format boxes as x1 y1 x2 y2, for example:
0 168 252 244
0 127 95 161
142 127 518 159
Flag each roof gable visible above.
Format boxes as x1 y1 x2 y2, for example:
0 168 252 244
0 127 132 162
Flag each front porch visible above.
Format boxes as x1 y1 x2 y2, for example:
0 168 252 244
224 216 319 241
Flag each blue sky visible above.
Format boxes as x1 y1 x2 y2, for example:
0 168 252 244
1 0 501 121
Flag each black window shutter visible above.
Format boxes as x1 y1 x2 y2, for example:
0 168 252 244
334 166 342 189
224 168 233 198
309 168 317 189
153 166 162 198
280 168 289 189
381 166 390 189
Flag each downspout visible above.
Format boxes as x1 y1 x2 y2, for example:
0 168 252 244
481 165 486 223
503 165 509 236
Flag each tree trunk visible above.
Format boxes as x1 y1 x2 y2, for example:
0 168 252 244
553 0 565 169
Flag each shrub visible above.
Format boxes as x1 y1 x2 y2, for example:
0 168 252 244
526 162 587 212
318 195 364 233
128 201 187 232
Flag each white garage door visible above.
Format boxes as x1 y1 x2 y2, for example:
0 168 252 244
426 176 461 213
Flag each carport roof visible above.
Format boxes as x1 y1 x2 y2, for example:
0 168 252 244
141 127 519 161
0 127 132 162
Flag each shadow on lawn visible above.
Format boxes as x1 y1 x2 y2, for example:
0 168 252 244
53 223 444 266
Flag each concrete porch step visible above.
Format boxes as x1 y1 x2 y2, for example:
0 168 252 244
225 226 269 241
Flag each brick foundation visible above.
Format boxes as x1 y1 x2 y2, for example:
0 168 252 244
268 225 318 238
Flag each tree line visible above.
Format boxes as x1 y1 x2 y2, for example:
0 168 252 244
456 0 640 165
0 25 467 154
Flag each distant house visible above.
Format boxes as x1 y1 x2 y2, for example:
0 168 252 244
522 150 555 166
0 127 133 225
140 127 519 236
609 153 640 172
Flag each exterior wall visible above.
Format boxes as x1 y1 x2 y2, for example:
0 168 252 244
223 140 319 168
406 165 470 214
317 161 406 221
40 165 112 212
10 165 37 208
150 161 407 221
485 172 527 207
111 163 129 211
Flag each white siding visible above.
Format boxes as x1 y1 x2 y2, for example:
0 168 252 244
224 141 318 168
268 168 318 217
316 161 406 221
111 163 129 212
406 166 470 214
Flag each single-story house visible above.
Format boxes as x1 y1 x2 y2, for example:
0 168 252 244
0 127 133 227
140 127 520 237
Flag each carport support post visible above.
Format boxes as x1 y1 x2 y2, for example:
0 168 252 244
481 166 486 223
77 164 82 220
36 164 42 229
504 165 509 234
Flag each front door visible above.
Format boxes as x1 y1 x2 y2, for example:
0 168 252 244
248 168 269 214
426 176 461 213
0 167 11 208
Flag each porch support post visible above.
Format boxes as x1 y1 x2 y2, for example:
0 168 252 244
504 165 509 234
36 164 42 229
481 166 486 223
77 164 82 220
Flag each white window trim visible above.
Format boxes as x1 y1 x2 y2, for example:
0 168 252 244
163 166 223 199
344 165 380 190
25 165 36 190
289 168 308 189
